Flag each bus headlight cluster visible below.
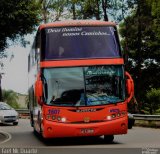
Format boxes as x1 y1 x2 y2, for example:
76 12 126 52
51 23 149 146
106 111 126 121
46 114 67 123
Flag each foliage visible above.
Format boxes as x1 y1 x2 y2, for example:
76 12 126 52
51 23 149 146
39 0 129 22
2 90 20 109
145 88 160 114
0 0 41 52
40 0 69 23
67 0 118 21
119 0 160 112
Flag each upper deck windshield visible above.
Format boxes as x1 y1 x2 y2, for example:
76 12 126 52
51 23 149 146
42 65 125 106
41 26 121 60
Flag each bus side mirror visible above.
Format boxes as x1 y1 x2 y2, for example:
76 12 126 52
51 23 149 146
35 74 43 106
125 71 134 103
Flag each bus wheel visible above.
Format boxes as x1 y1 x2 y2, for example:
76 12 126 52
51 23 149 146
33 127 42 139
104 135 114 143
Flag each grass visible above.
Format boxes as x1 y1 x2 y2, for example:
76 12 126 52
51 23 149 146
134 120 160 128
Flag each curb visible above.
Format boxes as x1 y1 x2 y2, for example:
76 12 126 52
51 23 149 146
0 131 12 144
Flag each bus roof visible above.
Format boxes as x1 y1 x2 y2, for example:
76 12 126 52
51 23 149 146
39 20 116 30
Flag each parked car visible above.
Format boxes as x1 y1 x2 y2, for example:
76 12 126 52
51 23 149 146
128 113 135 129
0 102 19 125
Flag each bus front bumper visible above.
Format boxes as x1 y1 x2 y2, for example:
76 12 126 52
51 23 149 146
42 117 128 138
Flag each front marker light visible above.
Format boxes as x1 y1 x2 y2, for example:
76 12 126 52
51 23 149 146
57 116 61 121
112 114 116 118
52 115 56 120
46 115 50 120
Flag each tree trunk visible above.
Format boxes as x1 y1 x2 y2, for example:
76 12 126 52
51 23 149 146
95 0 100 20
102 0 109 21
41 0 48 23
135 0 143 102
72 2 76 20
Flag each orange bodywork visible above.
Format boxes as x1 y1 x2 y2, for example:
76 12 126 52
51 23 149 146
40 58 124 68
41 103 128 138
39 57 128 138
39 20 116 30
33 20 131 138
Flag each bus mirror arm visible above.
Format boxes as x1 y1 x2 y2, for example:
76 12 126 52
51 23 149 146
35 73 43 106
125 71 134 103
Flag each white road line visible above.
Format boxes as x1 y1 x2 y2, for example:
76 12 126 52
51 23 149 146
0 131 12 144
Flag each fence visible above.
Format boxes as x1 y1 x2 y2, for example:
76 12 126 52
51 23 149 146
16 109 29 118
133 114 160 121
133 114 160 127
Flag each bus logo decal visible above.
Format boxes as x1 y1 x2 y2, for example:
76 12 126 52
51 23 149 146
76 109 96 112
68 108 104 112
84 117 90 123
48 109 60 115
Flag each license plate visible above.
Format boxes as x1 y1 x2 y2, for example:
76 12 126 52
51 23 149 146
81 128 94 134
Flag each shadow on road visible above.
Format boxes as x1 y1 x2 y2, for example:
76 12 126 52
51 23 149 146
0 123 16 127
33 131 122 146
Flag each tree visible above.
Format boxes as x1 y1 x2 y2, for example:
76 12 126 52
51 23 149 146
119 0 160 111
146 88 160 114
40 0 68 23
0 0 41 52
2 90 20 109
66 0 123 21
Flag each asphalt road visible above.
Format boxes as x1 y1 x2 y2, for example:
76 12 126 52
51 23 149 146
0 119 160 154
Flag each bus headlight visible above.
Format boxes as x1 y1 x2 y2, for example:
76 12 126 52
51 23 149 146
61 117 66 123
106 115 112 120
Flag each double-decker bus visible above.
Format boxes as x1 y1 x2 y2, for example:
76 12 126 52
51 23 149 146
28 20 134 142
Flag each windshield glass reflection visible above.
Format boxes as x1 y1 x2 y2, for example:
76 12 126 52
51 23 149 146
43 66 125 106
42 26 121 60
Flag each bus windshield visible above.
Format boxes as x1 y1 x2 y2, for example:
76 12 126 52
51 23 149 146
42 65 125 106
41 26 121 60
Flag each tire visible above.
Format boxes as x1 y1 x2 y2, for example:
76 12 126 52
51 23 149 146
104 135 114 143
128 119 135 129
128 122 133 129
13 122 18 125
30 112 34 127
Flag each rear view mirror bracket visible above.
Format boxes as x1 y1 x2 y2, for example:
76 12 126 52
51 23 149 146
35 73 43 106
125 71 134 103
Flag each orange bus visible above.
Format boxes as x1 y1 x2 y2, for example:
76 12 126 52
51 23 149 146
28 20 134 142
